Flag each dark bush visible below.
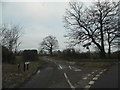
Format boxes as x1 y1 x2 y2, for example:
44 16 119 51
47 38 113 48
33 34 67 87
2 46 15 63
54 48 120 61
110 51 120 60
23 50 38 62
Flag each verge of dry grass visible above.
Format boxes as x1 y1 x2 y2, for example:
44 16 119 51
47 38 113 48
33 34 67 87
2 56 43 88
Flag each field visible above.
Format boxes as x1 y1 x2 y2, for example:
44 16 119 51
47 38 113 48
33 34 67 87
2 56 43 88
76 62 115 68
2 56 117 88
48 56 117 68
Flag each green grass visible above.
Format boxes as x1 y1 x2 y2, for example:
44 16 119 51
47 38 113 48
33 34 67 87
48 56 115 68
15 56 23 64
77 62 114 68
2 56 44 88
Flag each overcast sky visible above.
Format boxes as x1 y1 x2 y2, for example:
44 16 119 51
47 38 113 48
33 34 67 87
2 2 71 51
1 0 118 52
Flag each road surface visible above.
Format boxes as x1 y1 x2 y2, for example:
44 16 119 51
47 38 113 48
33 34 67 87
91 62 119 89
21 57 119 89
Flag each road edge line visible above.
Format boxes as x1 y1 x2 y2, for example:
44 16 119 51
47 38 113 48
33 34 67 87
59 64 63 69
64 73 75 89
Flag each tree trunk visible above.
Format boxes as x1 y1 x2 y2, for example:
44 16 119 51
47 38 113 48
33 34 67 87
108 43 111 58
100 49 106 58
49 48 52 56
91 36 106 58
108 44 111 54
100 12 106 58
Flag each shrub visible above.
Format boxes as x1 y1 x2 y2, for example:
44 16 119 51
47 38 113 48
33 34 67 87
2 46 15 63
22 50 38 62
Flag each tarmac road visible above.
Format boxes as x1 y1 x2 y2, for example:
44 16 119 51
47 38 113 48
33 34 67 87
21 57 119 89
91 63 119 89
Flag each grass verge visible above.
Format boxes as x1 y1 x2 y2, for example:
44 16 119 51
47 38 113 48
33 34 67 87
2 56 43 88
47 56 115 68
76 62 114 68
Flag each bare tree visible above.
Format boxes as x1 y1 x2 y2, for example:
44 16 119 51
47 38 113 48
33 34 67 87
114 0 120 51
0 24 22 52
64 1 119 57
40 36 59 55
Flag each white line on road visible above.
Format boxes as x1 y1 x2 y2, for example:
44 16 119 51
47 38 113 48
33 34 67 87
64 73 75 89
74 69 82 72
103 69 107 71
37 70 40 74
59 65 63 69
96 74 100 77
84 85 91 88
83 77 87 80
91 72 95 74
99 71 103 74
88 81 95 85
87 74 91 76
69 66 72 70
93 77 98 80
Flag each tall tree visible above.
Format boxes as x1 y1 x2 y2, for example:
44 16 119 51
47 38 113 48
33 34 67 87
0 24 22 52
114 0 120 51
40 35 58 55
64 1 119 57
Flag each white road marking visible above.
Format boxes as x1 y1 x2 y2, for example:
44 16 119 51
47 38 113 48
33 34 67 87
87 74 91 76
83 77 87 80
88 81 95 85
69 66 72 70
37 70 40 74
103 69 107 71
96 74 100 77
74 69 81 72
84 85 91 88
91 72 94 74
59 65 63 69
93 77 98 80
64 73 75 89
99 71 103 74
